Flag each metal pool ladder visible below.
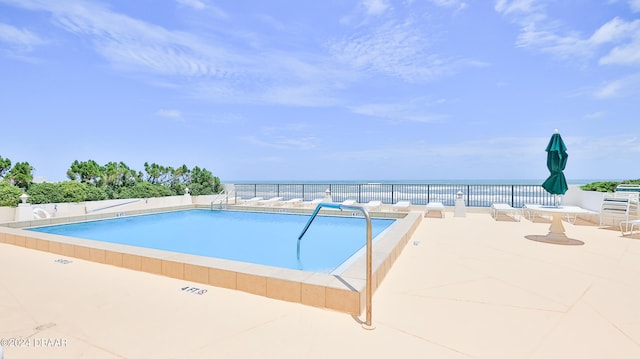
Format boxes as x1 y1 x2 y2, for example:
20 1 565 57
298 202 375 330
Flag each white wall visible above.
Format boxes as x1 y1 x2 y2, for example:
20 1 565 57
0 195 194 223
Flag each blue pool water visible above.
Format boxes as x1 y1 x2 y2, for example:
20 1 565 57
29 210 395 274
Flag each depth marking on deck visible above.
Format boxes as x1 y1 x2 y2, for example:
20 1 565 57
180 286 208 295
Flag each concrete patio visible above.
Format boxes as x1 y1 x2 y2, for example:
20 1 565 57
1 210 639 358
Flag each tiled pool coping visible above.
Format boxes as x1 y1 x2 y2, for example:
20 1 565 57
0 205 422 315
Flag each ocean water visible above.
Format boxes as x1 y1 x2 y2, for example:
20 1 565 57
230 179 601 185
230 180 601 208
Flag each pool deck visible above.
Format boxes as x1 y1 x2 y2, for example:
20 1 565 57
1 209 640 358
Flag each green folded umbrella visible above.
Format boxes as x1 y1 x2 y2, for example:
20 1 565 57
542 130 568 196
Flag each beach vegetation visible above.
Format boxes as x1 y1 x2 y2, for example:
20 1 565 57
6 162 34 190
0 180 23 207
118 181 175 199
580 179 640 192
27 181 109 204
0 155 223 206
0 155 11 178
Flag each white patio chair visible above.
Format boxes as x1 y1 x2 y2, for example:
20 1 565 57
392 201 411 212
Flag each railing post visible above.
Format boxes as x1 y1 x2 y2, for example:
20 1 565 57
298 203 374 329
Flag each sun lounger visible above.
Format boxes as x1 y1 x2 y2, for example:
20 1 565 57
257 197 283 206
424 202 444 218
620 219 640 235
282 198 303 207
491 203 521 221
363 200 382 211
240 196 263 205
341 199 357 206
392 201 411 212
600 196 632 226
304 198 326 208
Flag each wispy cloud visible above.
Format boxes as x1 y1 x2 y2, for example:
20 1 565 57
156 109 183 120
0 22 45 48
594 72 640 98
429 0 468 11
584 111 606 119
329 19 473 82
2 0 237 77
1 0 364 108
0 21 48 62
241 135 319 151
240 123 321 151
362 0 391 16
176 0 206 10
610 0 640 13
497 1 640 66
570 134 640 159
495 0 540 17
349 98 448 123
176 0 228 19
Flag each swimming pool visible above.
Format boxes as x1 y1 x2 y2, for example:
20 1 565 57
29 209 395 274
2 206 422 314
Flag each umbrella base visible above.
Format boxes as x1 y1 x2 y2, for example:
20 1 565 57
549 212 565 235
525 212 584 245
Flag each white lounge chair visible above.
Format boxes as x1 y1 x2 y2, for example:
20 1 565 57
600 195 632 226
282 198 303 207
304 198 326 208
363 200 382 211
424 202 444 218
392 201 411 212
620 219 640 236
491 203 521 221
257 197 283 206
240 196 263 205
341 199 357 206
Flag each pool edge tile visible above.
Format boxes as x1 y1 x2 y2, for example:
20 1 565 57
208 268 237 290
237 273 267 296
184 263 209 284
162 260 184 280
266 277 301 303
141 257 162 275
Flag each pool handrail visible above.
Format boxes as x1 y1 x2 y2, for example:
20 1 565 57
298 202 374 329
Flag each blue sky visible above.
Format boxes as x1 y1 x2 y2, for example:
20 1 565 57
1 0 639 183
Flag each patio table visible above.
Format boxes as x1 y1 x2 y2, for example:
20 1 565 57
524 205 595 242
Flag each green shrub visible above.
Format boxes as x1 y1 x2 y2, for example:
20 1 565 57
0 180 23 207
621 179 640 185
580 181 620 192
579 179 640 192
118 182 175 199
85 185 109 201
27 182 65 204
